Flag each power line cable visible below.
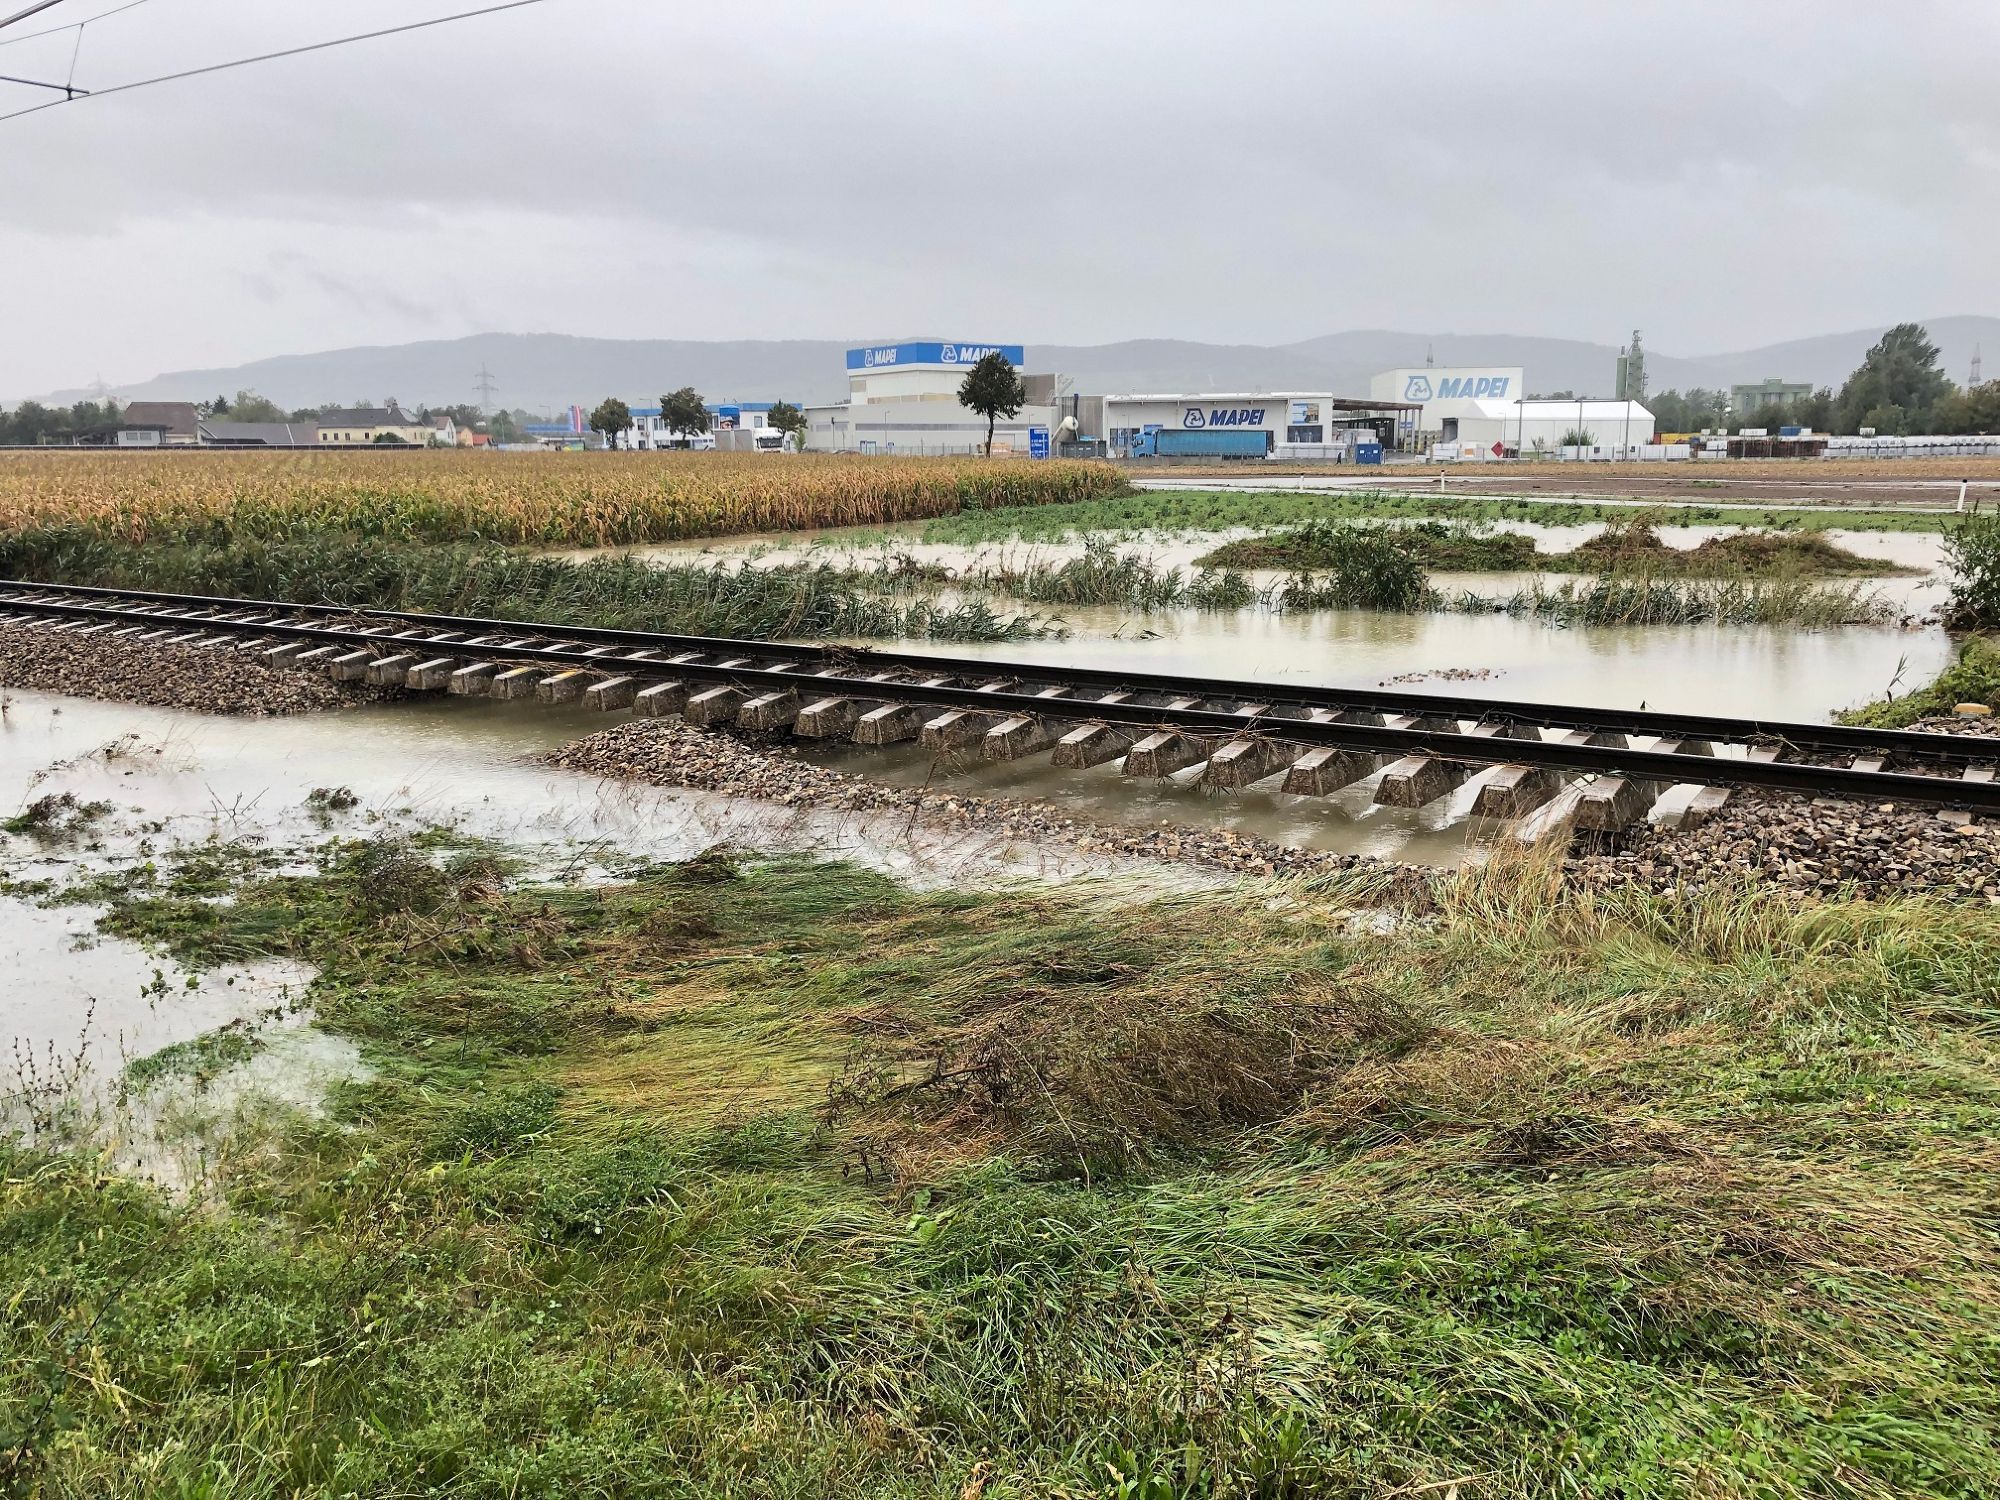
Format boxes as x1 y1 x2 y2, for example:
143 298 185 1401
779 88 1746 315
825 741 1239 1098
0 0 148 51
0 1 70 34
0 0 551 124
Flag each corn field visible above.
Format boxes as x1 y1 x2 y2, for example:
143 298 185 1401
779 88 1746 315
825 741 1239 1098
0 451 1125 547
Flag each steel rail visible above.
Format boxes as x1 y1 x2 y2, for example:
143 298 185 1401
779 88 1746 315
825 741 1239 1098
5 588 1999 813
0 577 1985 767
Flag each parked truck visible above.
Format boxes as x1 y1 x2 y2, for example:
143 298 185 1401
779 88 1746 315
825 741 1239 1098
1128 428 1270 459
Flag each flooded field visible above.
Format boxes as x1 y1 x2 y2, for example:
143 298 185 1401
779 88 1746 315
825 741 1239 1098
1 509 1961 1130
0 691 1220 1168
561 519 1950 720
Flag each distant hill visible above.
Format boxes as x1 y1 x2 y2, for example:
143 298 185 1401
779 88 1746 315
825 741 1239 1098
27 318 2000 413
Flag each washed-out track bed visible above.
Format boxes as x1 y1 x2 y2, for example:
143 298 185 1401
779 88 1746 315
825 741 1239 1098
3 578 1997 837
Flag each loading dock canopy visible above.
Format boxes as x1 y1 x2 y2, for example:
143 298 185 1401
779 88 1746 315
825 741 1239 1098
1329 398 1421 415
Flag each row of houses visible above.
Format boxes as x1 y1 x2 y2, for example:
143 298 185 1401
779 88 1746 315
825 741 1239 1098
107 402 482 448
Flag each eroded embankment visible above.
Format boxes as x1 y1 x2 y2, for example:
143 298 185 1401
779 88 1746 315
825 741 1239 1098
549 719 1999 901
545 718 1408 889
0 620 389 715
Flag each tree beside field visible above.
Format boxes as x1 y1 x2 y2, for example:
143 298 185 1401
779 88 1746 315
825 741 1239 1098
0 398 119 444
958 352 1025 457
1835 323 1955 435
1934 381 2000 434
660 387 710 446
588 398 632 449
765 400 807 448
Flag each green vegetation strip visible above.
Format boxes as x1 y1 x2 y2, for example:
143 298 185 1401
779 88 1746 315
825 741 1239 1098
6 837 2000 1495
933 534 1896 626
1844 635 2000 727
885 487 1956 545
0 526 1060 644
1199 520 1918 579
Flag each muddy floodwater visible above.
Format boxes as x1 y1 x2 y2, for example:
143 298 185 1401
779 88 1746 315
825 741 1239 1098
0 690 1226 1162
569 521 1951 724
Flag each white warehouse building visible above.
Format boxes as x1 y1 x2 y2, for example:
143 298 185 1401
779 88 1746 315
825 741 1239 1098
1450 399 1655 457
1367 367 1652 455
804 341 1057 456
1370 366 1525 446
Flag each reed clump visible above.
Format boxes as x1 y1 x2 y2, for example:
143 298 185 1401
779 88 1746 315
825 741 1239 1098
979 538 1254 610
1201 518 1540 572
1446 574 1896 627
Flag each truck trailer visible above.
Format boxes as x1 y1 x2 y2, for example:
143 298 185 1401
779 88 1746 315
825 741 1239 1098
1129 428 1270 459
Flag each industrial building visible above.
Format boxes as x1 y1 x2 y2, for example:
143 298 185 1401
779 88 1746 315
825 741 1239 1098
1368 366 1525 447
621 401 795 450
1432 399 1655 458
1729 378 1815 415
804 342 1056 456
1095 393 1412 460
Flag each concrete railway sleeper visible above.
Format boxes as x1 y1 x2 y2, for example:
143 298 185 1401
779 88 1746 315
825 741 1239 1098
3 576 1981 767
2 582 1999 826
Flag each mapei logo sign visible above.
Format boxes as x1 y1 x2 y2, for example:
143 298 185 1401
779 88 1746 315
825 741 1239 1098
1404 373 1511 401
939 344 1011 365
848 341 1024 372
1184 407 1265 429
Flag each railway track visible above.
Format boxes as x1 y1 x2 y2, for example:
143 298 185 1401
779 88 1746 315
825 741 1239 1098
4 577 1997 828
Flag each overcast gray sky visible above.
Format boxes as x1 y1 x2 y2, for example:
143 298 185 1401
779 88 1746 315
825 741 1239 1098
1 0 1994 397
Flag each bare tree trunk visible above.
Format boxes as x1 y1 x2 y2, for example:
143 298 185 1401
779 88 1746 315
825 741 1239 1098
986 412 996 457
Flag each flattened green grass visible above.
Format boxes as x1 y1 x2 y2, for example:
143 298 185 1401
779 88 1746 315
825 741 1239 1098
6 840 2000 1497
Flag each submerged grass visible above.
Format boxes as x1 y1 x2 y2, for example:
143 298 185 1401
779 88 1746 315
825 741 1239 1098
898 487 1953 546
1444 574 1899 627
1204 518 1914 579
0 525 1060 643
888 531 1892 628
975 538 1254 611
7 837 2000 1496
1200 518 1540 572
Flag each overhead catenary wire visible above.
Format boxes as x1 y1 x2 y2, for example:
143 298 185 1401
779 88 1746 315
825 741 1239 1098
0 0 551 124
0 0 69 33
0 0 147 51
0 68 86 92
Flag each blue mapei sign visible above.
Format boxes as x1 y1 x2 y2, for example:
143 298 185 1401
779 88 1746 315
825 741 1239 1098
1403 373 1511 401
1182 406 1267 429
846 341 1026 371
1028 426 1051 459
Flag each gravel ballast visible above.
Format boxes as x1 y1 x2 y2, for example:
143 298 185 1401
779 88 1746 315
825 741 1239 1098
550 718 2000 902
1572 789 2000 902
546 718 1403 886
0 621 385 716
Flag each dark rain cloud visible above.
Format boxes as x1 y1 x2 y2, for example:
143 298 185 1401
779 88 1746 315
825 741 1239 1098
0 0 1994 394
